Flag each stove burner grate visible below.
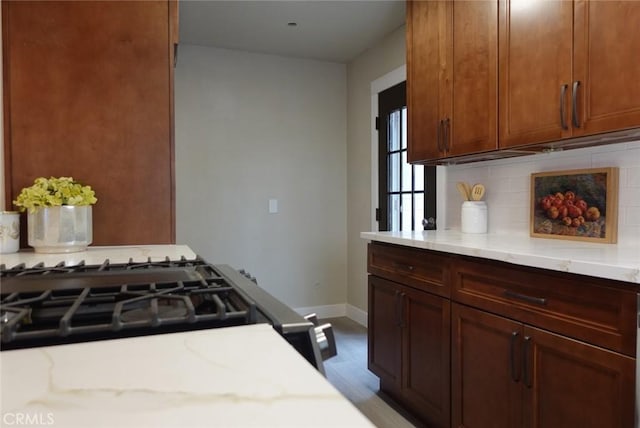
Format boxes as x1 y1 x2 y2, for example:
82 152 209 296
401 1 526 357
0 257 258 349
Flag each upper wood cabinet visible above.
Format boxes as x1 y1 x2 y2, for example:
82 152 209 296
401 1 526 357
407 0 640 162
407 0 498 162
499 0 640 148
3 0 177 245
498 0 572 147
573 0 640 137
407 0 446 161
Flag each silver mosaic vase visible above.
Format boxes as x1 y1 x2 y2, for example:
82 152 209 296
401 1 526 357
28 206 93 253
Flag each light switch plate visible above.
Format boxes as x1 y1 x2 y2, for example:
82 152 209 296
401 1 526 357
268 199 278 214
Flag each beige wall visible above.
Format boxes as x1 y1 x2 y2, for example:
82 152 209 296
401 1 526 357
346 26 406 313
175 44 348 309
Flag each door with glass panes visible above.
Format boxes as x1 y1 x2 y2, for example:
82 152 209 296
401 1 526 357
378 81 436 232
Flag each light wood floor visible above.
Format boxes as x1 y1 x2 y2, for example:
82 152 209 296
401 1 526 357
321 317 424 428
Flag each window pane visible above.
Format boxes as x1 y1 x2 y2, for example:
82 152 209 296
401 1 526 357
401 193 412 231
388 110 401 152
401 151 412 192
388 152 400 192
389 194 400 231
414 164 424 191
401 107 407 149
414 192 424 231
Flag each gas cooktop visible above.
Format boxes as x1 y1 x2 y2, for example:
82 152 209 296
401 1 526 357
0 257 264 349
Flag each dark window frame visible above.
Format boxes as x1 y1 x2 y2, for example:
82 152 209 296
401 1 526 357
378 81 436 231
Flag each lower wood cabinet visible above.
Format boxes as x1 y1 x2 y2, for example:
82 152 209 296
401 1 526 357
451 303 635 428
367 242 637 428
451 302 522 427
368 277 401 386
369 275 451 428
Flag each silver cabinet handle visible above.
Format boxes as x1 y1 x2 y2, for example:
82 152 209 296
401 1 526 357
173 43 179 68
436 119 443 152
444 118 451 152
510 331 520 383
523 335 533 388
572 80 581 128
560 84 569 130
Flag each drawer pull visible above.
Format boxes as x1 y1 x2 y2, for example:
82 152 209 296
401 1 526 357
393 262 415 272
503 290 547 306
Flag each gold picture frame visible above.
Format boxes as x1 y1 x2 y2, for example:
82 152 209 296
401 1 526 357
530 167 618 243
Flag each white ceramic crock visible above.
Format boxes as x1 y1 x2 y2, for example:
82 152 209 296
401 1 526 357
461 201 488 234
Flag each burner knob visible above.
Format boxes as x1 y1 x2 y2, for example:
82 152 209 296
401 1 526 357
238 269 257 284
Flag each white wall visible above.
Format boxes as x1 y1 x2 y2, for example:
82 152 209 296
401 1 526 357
175 44 347 309
444 141 640 245
346 26 406 315
1 14 4 211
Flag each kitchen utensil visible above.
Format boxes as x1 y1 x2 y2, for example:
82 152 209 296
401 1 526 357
462 182 472 200
456 182 469 201
471 184 485 201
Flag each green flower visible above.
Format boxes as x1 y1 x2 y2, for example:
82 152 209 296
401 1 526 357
13 177 98 213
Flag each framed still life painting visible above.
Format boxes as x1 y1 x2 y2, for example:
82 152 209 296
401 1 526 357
530 167 618 243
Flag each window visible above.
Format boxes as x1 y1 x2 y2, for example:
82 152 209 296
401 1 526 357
377 81 436 232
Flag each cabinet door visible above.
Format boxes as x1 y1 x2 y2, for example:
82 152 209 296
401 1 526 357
3 1 174 245
452 303 523 428
498 0 573 147
406 0 448 162
368 277 402 387
449 0 498 156
523 326 635 428
401 287 451 428
572 0 640 137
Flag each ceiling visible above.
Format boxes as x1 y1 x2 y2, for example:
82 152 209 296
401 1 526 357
179 0 406 63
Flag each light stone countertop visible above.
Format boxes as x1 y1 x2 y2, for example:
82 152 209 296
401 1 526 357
0 324 374 428
0 245 373 426
0 245 198 268
361 230 640 284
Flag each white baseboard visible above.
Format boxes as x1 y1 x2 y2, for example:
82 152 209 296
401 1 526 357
294 303 368 328
346 304 368 327
294 304 346 320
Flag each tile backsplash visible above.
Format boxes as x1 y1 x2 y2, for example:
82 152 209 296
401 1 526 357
443 140 640 245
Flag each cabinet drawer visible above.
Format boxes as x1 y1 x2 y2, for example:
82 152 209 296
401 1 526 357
452 257 637 356
368 242 450 297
